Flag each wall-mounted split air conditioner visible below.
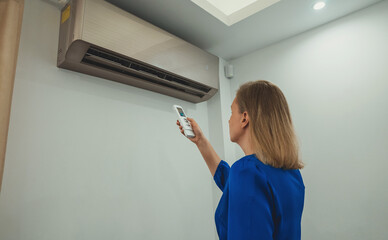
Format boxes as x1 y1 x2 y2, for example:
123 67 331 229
57 0 219 103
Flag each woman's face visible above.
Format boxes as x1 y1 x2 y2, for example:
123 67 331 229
229 98 244 143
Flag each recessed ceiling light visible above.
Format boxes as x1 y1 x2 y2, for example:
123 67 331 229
191 0 280 26
313 2 326 10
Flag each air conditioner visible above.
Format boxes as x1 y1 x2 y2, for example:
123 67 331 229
57 0 219 103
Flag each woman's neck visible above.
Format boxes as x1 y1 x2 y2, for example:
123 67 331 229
237 130 255 156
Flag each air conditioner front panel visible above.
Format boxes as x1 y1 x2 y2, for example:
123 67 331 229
58 0 219 103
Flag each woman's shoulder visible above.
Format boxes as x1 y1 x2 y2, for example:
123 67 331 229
238 154 304 189
231 154 254 168
232 154 266 168
230 154 268 179
231 154 298 179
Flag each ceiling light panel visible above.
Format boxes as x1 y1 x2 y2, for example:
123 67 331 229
191 0 281 26
206 0 257 15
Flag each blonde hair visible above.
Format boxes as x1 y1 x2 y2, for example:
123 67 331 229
236 80 304 170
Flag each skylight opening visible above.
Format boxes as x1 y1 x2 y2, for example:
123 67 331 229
191 0 281 26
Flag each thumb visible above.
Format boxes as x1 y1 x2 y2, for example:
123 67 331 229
187 117 194 123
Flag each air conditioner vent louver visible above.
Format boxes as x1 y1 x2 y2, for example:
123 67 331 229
82 47 211 97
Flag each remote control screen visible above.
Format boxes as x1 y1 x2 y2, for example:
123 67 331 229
177 107 185 117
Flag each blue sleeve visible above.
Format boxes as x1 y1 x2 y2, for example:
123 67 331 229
228 162 274 240
213 160 230 192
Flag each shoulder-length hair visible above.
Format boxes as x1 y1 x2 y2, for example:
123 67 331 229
236 80 304 169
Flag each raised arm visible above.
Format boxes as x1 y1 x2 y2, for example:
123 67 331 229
176 117 221 177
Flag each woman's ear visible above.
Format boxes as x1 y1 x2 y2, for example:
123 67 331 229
241 112 249 128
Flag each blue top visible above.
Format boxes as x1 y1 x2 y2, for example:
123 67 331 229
213 154 305 240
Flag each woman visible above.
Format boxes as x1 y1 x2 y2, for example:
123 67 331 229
176 80 305 240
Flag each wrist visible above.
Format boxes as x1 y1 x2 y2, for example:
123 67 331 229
195 136 208 147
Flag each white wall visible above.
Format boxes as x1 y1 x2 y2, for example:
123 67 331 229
230 1 388 239
0 1 227 239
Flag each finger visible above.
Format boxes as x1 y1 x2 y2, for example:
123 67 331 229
187 117 194 124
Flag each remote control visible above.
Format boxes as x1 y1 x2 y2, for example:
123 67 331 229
173 105 195 138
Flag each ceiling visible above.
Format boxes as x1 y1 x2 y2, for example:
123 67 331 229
106 0 383 60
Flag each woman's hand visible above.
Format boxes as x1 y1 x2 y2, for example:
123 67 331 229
176 117 204 145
